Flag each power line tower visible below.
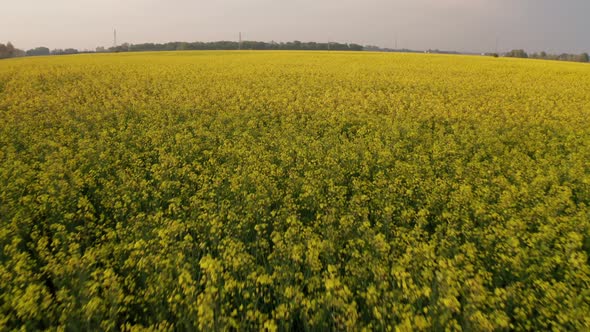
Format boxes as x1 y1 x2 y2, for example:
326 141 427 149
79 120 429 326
239 32 242 50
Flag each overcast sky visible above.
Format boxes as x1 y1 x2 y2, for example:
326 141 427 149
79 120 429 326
2 0 589 53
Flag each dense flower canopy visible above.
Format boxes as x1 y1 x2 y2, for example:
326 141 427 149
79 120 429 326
1 51 589 330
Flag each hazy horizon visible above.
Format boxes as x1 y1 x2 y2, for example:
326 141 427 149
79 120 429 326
2 0 589 54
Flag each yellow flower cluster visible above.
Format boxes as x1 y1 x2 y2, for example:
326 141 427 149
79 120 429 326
1 51 590 330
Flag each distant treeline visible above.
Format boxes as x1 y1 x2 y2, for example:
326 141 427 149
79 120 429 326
491 49 589 63
3 41 589 64
0 40 362 59
1 44 83 58
26 47 80 56
365 45 463 55
104 40 364 52
0 43 25 59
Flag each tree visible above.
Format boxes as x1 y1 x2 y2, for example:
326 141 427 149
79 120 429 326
579 53 589 63
108 43 130 53
26 47 50 56
51 48 79 55
0 42 24 59
505 49 528 58
5 42 15 57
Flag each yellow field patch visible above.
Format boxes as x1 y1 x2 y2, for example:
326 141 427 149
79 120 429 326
1 51 589 330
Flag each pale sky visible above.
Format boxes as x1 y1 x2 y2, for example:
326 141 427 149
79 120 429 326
2 0 589 53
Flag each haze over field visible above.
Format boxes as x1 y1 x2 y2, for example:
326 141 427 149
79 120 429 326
2 0 589 53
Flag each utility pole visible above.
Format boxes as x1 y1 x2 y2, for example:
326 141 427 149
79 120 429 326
239 32 242 50
114 29 117 47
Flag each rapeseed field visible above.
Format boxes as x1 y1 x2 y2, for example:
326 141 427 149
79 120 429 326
1 51 589 330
